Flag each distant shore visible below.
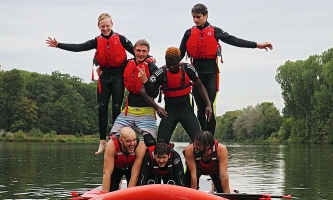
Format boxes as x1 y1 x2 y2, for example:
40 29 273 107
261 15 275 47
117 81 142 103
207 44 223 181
0 131 99 143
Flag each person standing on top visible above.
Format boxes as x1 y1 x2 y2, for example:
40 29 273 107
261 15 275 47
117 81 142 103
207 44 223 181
179 4 273 135
102 127 146 192
183 130 230 193
138 142 185 186
138 47 212 144
46 13 136 155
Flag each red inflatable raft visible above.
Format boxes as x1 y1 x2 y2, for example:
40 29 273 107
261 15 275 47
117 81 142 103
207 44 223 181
72 184 225 200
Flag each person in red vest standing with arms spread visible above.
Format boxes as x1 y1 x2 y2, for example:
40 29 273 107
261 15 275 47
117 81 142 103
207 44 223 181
46 13 135 155
179 4 273 135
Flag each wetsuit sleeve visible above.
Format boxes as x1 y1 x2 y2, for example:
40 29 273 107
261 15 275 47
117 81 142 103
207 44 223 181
57 39 97 52
119 34 135 56
148 62 159 74
172 151 185 186
184 63 199 82
137 152 151 186
214 26 257 48
179 29 191 60
143 67 164 98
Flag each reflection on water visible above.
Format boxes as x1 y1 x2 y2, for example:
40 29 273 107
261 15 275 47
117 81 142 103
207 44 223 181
0 142 332 199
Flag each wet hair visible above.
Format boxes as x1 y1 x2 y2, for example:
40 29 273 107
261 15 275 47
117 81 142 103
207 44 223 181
134 39 150 51
191 3 208 15
165 47 180 65
98 13 112 25
154 142 170 156
193 130 214 149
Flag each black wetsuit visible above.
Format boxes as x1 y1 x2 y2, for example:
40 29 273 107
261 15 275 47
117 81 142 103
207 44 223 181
179 22 257 135
138 149 185 186
144 63 201 143
57 31 134 140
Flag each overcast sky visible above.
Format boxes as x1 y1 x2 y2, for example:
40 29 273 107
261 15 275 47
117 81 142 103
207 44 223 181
1 0 333 117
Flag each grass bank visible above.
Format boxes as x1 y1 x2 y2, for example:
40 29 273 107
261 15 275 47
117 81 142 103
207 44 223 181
0 129 99 143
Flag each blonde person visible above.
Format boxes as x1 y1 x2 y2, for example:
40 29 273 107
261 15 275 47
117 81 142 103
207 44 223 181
46 13 136 155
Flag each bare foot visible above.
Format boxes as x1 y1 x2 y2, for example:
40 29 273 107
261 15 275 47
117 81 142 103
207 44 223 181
95 140 107 155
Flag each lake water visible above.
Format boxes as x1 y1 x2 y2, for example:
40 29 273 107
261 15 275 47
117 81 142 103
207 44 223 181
0 142 332 200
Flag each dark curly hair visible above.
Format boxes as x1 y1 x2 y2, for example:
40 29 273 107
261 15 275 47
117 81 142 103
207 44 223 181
154 142 170 156
193 130 214 149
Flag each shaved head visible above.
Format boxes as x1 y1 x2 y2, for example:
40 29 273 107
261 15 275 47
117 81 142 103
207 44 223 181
119 127 137 154
120 127 136 139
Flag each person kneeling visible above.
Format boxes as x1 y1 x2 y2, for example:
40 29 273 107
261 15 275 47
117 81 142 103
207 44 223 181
102 127 146 192
138 142 185 186
184 131 230 193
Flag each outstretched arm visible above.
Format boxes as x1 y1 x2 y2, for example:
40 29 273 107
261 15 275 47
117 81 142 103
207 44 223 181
215 27 273 51
217 144 230 193
46 37 96 52
102 140 116 192
128 141 146 187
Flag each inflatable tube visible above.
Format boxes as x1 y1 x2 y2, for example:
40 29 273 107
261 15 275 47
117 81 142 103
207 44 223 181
89 184 225 200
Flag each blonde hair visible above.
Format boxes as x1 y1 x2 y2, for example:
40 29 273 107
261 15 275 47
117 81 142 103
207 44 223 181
98 13 112 25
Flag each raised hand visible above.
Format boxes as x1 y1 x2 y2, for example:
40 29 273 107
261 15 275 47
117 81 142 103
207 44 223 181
46 37 59 47
137 66 148 83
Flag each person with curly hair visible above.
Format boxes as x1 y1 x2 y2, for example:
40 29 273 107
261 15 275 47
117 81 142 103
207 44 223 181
138 47 212 144
137 142 185 186
183 130 230 193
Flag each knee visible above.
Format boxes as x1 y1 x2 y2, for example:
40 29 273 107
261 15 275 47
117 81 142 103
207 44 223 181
144 134 156 147
98 103 107 114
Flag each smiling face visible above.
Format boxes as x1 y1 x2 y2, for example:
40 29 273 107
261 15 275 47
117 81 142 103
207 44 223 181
192 13 208 27
154 153 170 168
119 127 137 154
134 45 149 63
98 17 113 36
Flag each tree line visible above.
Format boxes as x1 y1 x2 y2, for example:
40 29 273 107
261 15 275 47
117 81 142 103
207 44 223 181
0 70 106 135
172 48 333 144
1 48 333 143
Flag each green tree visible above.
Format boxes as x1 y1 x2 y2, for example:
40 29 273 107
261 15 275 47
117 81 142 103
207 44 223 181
232 105 263 141
215 110 241 141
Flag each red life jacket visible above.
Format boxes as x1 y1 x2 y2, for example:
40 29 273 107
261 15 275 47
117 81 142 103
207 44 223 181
161 63 192 98
185 25 221 59
94 33 127 67
147 145 173 179
110 135 139 169
123 58 152 94
195 140 219 175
